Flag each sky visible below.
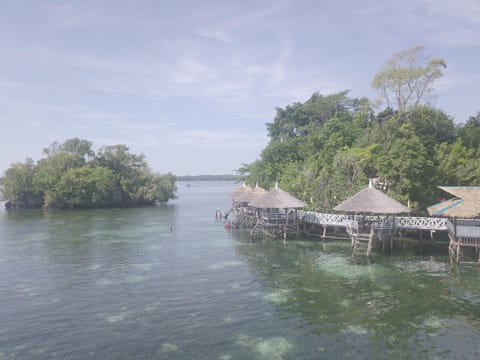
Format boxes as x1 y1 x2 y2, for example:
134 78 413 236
0 0 479 175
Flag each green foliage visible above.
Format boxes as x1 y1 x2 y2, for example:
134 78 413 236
266 91 356 141
1 159 43 206
434 140 480 186
34 152 86 196
42 137 94 160
458 112 480 149
2 138 177 209
376 124 436 211
403 105 455 154
53 165 119 207
241 86 479 214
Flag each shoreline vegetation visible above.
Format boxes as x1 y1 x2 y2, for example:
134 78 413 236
1 139 176 210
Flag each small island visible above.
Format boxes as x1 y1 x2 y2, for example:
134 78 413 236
1 138 176 209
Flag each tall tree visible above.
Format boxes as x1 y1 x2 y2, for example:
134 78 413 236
376 124 436 211
458 112 480 149
403 105 456 156
1 159 43 207
266 91 354 141
60 138 95 160
371 45 446 112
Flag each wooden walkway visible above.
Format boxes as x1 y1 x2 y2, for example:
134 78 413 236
299 211 448 231
298 211 480 263
228 209 480 262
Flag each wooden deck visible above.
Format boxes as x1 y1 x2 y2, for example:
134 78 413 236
230 208 479 263
299 211 448 231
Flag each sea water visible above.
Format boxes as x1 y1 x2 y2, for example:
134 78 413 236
0 181 479 359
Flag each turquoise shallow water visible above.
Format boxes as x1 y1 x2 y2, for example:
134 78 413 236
0 181 479 359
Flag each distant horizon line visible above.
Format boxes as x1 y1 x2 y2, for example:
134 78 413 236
176 174 241 179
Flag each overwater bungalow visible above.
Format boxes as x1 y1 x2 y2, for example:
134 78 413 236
228 183 267 226
428 186 480 262
334 179 410 215
333 179 410 257
232 182 267 209
244 183 306 239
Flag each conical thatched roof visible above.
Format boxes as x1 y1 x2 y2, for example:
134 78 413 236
231 183 253 197
238 186 268 203
249 184 306 209
232 183 267 203
429 186 480 218
334 180 410 214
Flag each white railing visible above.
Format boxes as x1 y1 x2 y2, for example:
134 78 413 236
300 211 352 227
299 211 448 231
345 219 359 236
394 216 448 230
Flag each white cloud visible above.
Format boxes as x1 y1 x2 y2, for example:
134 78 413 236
424 0 480 24
429 28 480 47
196 29 234 43
0 0 478 174
194 0 291 39
436 70 480 94
168 58 217 85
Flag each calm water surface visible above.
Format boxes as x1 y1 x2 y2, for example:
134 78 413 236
1 181 479 359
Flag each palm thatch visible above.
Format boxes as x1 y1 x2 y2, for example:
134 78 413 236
238 186 268 204
232 183 267 204
438 187 480 203
249 185 306 209
334 181 409 214
231 183 253 197
427 198 464 216
430 186 480 218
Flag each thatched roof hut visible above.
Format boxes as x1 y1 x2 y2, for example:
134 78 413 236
333 180 410 214
232 183 267 204
231 183 253 197
239 186 268 204
249 184 306 209
428 186 480 218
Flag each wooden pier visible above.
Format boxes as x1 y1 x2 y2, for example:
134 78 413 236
228 183 480 263
225 207 480 262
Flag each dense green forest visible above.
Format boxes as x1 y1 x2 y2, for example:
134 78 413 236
238 46 480 214
1 138 176 209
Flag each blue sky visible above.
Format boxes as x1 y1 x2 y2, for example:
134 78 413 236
1 0 479 175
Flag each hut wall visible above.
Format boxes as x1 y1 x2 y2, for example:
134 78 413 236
447 219 480 242
458 227 480 238
456 220 480 238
